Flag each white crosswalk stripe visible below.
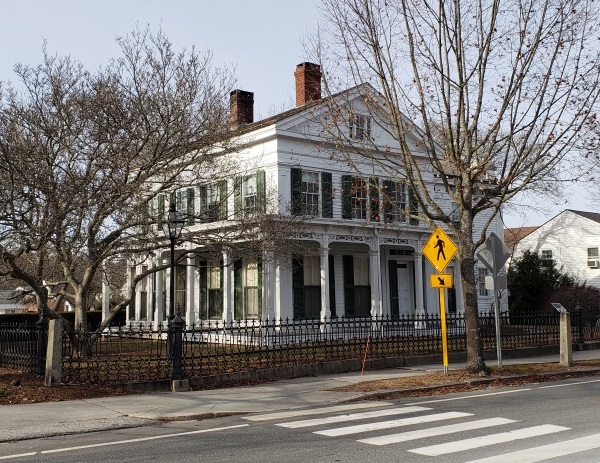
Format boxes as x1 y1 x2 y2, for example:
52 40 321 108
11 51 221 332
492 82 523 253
408 424 570 456
277 406 431 428
242 402 394 422
315 411 474 437
464 432 600 463
357 417 516 445
246 403 598 460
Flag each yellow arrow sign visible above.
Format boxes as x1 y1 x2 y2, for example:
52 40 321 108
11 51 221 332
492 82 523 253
430 273 453 288
422 227 458 273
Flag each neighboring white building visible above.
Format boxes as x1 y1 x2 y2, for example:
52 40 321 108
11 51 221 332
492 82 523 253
118 63 504 326
509 209 600 288
0 290 27 315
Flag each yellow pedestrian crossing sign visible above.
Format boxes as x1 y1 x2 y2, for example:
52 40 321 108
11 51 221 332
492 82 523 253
422 226 458 273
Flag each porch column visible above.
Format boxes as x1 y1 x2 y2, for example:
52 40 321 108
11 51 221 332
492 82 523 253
186 254 195 326
369 246 382 317
320 244 331 321
263 251 275 321
154 255 165 329
223 251 233 323
415 252 425 316
147 259 154 323
101 265 110 322
134 265 143 321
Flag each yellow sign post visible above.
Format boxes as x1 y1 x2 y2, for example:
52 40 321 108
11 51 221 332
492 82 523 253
422 227 458 375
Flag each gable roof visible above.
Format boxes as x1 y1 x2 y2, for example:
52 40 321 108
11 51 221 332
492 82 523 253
568 209 600 224
504 226 539 251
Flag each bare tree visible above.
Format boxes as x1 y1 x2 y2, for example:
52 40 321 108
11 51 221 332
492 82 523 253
315 0 600 372
0 27 241 329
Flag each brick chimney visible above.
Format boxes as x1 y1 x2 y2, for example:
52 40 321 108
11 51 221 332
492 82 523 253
230 89 254 128
294 62 321 107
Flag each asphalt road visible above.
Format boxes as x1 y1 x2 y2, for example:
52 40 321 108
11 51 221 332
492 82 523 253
2 376 600 463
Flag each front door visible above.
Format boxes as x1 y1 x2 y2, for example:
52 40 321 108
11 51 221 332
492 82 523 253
397 263 411 313
389 261 415 316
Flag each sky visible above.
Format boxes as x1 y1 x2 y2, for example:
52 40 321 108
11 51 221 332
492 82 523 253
0 0 593 229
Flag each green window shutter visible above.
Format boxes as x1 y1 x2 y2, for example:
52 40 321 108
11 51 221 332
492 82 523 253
342 255 355 316
257 170 266 214
170 191 177 209
291 168 302 215
219 180 228 220
186 188 195 225
158 194 165 216
234 177 242 220
257 258 263 319
199 186 208 222
322 172 333 218
199 260 207 320
408 186 419 225
369 177 379 222
234 259 243 320
341 175 352 219
382 180 393 223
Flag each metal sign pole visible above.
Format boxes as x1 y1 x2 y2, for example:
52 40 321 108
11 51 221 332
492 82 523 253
439 287 449 375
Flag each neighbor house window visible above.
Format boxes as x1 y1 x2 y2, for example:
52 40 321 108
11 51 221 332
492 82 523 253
349 114 371 140
541 249 553 268
478 267 489 297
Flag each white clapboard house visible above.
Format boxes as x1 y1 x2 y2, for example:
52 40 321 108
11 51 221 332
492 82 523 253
509 209 600 289
114 63 502 327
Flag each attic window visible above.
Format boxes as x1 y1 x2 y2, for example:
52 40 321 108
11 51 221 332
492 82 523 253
350 114 371 140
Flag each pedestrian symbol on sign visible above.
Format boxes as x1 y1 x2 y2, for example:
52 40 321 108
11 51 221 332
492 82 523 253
434 235 446 261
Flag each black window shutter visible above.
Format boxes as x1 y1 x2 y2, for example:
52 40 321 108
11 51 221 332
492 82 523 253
343 255 355 316
292 255 305 319
322 172 333 218
291 168 302 215
199 186 208 222
328 254 336 318
341 175 352 219
199 260 207 319
369 177 379 222
388 261 399 317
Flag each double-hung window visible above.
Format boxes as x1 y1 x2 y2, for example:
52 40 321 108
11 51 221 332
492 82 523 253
384 180 408 223
477 267 489 297
200 181 227 222
351 177 368 220
290 168 333 218
235 171 266 218
349 114 371 140
541 249 553 268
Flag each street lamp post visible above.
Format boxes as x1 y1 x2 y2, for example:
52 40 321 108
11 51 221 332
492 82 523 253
161 202 185 365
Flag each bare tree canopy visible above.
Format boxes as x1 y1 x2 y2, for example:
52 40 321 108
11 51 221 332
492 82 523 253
0 27 240 327
315 0 600 372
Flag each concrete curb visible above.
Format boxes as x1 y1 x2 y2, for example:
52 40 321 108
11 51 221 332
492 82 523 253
350 368 600 401
130 411 250 422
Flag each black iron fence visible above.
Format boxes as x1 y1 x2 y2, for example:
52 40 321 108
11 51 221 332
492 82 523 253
0 316 46 373
2 310 600 384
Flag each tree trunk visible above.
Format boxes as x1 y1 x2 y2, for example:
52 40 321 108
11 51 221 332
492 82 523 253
458 221 488 374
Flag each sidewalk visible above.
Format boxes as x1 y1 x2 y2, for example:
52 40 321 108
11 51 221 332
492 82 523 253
2 349 600 442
